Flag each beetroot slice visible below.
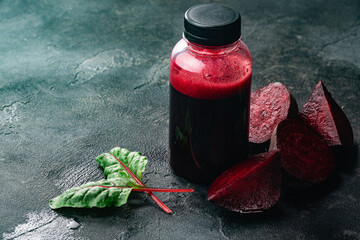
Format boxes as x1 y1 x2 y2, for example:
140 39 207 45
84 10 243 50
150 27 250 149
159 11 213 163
208 150 281 213
299 81 353 147
270 118 335 183
249 82 298 144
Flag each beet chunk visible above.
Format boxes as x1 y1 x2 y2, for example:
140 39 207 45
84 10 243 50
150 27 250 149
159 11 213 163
208 150 281 213
249 82 298 145
270 118 335 183
299 81 353 147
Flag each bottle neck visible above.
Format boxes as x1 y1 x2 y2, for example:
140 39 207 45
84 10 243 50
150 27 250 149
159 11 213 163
183 34 241 56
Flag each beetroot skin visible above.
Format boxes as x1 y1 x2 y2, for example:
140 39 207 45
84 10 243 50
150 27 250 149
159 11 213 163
270 118 335 183
249 82 298 144
299 81 353 147
208 150 281 213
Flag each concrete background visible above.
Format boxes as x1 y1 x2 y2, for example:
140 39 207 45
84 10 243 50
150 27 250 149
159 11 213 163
0 0 359 239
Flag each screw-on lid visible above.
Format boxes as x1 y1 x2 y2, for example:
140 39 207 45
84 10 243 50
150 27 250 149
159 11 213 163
184 3 241 46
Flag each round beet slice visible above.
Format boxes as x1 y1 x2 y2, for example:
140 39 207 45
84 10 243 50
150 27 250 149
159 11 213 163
208 150 281 213
249 82 298 145
299 81 353 147
270 118 335 183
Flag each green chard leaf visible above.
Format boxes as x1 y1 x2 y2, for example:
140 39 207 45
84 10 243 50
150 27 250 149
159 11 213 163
49 147 193 212
49 179 132 209
96 147 147 184
50 147 148 209
175 126 188 144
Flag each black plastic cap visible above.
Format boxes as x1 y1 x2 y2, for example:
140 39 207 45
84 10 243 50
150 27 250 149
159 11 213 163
184 3 241 46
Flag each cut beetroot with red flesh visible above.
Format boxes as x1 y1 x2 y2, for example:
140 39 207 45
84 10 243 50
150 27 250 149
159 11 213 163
249 82 298 144
299 81 353 147
270 118 335 183
208 150 281 213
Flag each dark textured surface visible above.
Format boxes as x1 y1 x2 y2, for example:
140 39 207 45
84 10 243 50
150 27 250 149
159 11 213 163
0 0 359 239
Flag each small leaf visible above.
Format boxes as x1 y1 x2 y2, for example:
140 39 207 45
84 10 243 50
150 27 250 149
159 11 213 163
97 148 173 213
49 147 193 213
96 147 147 185
175 126 188 144
49 179 132 209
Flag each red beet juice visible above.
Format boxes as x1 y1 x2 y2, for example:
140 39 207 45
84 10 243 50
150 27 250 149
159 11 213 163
169 3 252 183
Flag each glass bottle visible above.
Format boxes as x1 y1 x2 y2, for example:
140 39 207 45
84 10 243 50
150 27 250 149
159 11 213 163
169 3 252 184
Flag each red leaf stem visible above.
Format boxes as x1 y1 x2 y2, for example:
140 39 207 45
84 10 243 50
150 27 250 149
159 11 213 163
188 132 202 169
148 193 172 214
88 185 193 193
110 154 172 214
132 188 194 193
